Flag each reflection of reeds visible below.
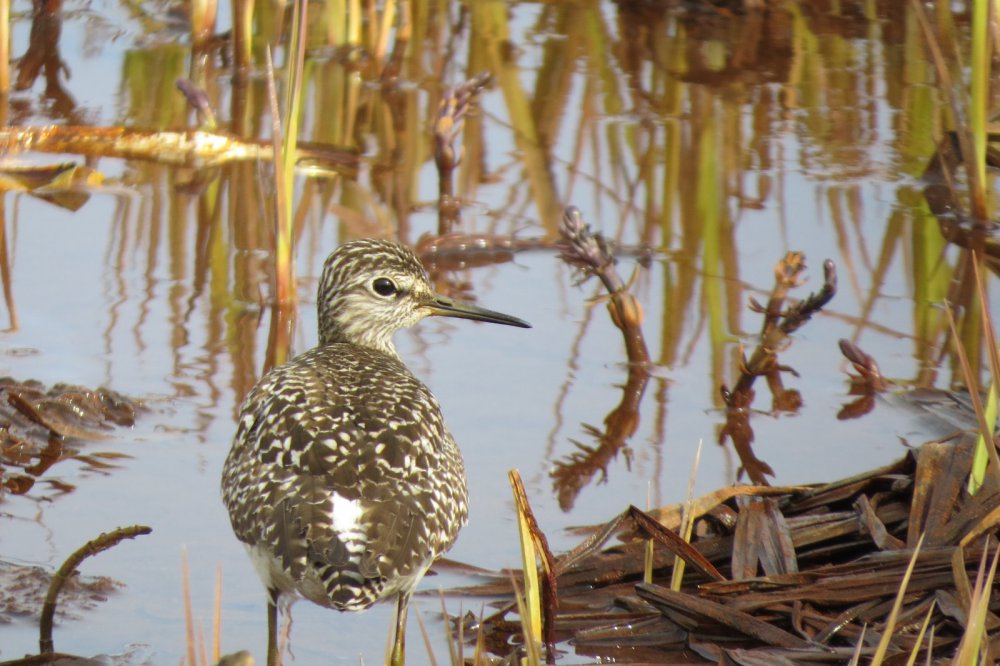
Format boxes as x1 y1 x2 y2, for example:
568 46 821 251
0 199 16 331
263 49 296 371
231 0 253 76
969 0 989 218
469 2 560 235
435 72 492 234
94 0 1000 497
45 0 1000 435
0 0 8 95
910 0 1000 494
189 0 217 51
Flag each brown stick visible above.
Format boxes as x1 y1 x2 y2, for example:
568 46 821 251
39 524 152 654
558 206 650 365
434 72 492 234
720 254 837 483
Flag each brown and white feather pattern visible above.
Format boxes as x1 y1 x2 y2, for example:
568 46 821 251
222 343 468 611
221 239 476 613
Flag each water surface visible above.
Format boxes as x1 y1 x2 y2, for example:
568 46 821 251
0 1 992 664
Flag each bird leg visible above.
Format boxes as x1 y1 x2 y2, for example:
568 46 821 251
389 592 410 666
267 588 281 666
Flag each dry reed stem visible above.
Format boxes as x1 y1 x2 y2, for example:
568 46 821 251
967 256 1000 494
0 0 8 94
669 439 702 591
213 565 222 663
412 604 438 666
952 542 1000 664
508 572 541 666
182 548 196 666
508 469 558 653
909 0 987 220
558 206 649 364
39 524 152 654
871 533 925 664
944 302 1000 489
903 599 936 666
231 0 253 76
437 592 458 666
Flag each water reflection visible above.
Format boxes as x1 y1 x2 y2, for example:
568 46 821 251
0 379 137 498
0 0 996 662
14 0 79 124
717 253 837 485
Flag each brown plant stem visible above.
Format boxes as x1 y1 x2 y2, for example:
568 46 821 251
434 72 492 234
0 126 359 173
719 253 836 484
40 524 152 654
558 206 650 365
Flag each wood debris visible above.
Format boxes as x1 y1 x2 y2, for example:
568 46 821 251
454 435 1000 663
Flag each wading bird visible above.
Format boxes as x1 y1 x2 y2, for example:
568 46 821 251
222 239 530 665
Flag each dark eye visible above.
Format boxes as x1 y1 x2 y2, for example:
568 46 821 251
372 278 398 297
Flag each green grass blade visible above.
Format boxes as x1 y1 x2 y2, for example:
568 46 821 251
509 470 542 658
670 439 702 590
969 387 998 494
952 544 999 664
970 0 988 214
968 258 1000 494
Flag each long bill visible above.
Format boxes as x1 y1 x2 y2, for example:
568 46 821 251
423 296 531 328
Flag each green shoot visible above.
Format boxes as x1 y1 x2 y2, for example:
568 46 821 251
670 439 702 591
509 470 542 653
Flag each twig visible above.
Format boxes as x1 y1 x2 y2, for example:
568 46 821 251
0 126 358 173
733 253 837 395
434 72 492 234
837 339 888 420
558 206 649 364
40 524 152 654
720 253 837 483
839 339 888 393
553 205 653 504
176 78 217 129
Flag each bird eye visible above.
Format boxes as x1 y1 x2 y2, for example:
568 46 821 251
372 277 398 297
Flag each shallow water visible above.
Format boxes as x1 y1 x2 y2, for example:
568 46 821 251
0 1 994 664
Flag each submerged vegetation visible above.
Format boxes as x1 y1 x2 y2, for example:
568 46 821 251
0 0 998 664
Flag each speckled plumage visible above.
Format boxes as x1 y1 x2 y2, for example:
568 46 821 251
222 342 467 610
221 239 528 665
